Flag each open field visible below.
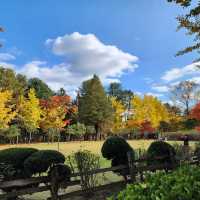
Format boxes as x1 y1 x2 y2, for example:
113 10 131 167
0 140 154 155
0 140 197 200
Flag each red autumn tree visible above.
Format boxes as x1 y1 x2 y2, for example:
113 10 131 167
190 103 200 121
140 120 155 134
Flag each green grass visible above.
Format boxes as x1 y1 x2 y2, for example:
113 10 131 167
0 140 196 200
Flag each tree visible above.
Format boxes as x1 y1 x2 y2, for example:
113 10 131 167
170 81 199 115
108 82 134 108
17 89 42 143
167 0 200 58
0 90 16 129
108 82 123 98
0 67 28 96
78 75 113 139
57 88 66 96
130 95 169 128
40 95 70 142
110 97 126 133
66 123 86 138
190 102 200 121
4 125 21 144
28 78 54 99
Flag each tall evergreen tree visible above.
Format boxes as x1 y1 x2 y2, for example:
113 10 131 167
28 78 54 99
78 75 113 139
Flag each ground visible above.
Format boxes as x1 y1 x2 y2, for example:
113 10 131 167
0 140 190 200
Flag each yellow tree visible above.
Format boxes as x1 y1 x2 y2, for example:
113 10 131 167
18 88 42 142
130 95 169 128
111 97 125 133
0 90 16 129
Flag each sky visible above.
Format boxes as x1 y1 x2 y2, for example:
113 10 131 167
0 0 199 101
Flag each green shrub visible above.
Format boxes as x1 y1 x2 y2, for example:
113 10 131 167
24 150 65 175
67 150 100 193
0 148 38 177
194 143 200 160
102 136 134 163
108 165 200 200
146 141 177 166
101 136 134 177
0 163 15 181
48 163 71 182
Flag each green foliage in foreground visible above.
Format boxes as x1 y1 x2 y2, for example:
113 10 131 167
109 165 200 200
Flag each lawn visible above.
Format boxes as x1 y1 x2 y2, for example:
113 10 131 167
0 140 154 156
0 139 193 200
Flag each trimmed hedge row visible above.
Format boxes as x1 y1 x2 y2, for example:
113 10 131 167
0 148 66 180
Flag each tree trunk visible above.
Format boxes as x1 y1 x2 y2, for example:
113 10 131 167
29 131 32 143
95 124 101 140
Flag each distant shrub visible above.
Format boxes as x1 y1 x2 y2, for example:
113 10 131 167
109 166 200 200
0 148 38 177
147 141 177 167
24 150 65 175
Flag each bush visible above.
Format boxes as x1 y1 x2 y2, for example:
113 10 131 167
0 163 15 181
24 150 65 175
48 163 71 182
101 136 134 176
0 148 38 177
194 143 200 161
66 150 100 193
102 136 134 162
109 165 200 200
146 141 177 166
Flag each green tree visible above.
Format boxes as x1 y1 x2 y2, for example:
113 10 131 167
66 123 86 138
167 0 200 58
78 75 113 139
28 78 54 99
0 67 28 96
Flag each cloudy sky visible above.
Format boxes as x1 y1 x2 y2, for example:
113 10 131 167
0 0 199 99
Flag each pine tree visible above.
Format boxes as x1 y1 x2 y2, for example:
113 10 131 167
78 75 113 139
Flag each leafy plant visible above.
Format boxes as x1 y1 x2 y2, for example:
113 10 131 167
108 165 200 200
67 150 100 194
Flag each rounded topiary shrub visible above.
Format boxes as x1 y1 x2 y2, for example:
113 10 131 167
48 163 71 182
146 141 177 167
24 150 65 175
102 136 134 166
0 148 38 177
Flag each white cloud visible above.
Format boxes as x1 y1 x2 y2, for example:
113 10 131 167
152 85 169 93
0 53 16 61
0 61 16 69
146 92 163 98
1 33 139 96
46 32 138 79
161 62 200 82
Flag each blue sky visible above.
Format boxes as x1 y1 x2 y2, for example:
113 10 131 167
0 0 199 100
